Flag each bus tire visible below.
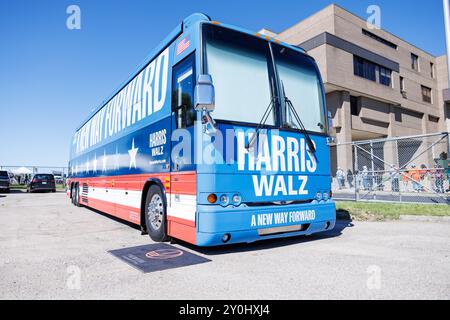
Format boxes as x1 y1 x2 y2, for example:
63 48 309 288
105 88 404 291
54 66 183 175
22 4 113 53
71 184 76 205
72 184 77 205
74 184 81 207
144 185 168 242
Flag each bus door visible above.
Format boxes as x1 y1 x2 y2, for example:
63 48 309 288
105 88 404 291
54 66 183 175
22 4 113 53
169 53 197 240
170 52 196 173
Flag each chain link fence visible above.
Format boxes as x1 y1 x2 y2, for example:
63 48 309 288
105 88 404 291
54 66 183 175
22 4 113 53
0 165 68 188
2 133 450 202
330 132 450 204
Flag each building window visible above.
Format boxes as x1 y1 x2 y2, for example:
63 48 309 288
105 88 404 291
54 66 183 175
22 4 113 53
350 96 358 115
353 55 392 86
430 62 435 78
428 115 439 123
400 76 405 92
362 29 397 49
379 66 391 86
411 53 419 71
394 108 402 122
421 85 432 103
354 56 376 81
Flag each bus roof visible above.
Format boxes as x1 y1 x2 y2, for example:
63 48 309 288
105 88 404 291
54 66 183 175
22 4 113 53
75 13 307 132
208 21 307 56
76 13 211 131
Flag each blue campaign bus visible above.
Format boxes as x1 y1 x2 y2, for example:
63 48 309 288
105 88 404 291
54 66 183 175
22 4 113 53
67 13 336 246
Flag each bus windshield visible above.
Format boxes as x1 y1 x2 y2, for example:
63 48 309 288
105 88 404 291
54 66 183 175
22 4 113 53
272 43 326 133
203 24 275 126
202 24 326 133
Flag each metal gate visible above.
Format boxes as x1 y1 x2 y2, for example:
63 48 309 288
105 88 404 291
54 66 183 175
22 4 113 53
330 132 450 204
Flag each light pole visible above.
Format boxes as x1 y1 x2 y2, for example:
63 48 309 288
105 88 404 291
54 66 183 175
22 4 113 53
444 0 450 144
444 0 450 87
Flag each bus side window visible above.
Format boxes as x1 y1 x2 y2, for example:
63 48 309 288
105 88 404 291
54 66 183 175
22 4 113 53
172 54 195 128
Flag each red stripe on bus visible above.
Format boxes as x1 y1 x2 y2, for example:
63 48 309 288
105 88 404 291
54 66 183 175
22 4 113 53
87 198 140 224
167 216 196 244
70 172 197 243
85 197 196 231
171 172 196 195
167 215 196 227
69 171 196 194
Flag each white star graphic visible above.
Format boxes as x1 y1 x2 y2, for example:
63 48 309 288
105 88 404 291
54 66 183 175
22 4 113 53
128 138 139 169
93 154 98 172
102 150 107 172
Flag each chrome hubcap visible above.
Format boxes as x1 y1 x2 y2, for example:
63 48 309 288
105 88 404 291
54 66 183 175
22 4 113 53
148 194 164 230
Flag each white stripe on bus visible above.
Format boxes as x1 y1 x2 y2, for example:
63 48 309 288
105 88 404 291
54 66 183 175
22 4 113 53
82 187 196 222
167 194 196 222
88 187 142 209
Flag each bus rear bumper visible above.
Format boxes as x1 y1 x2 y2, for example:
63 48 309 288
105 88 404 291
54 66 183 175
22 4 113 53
195 201 336 247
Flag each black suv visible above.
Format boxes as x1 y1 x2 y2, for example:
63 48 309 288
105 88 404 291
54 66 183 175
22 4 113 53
0 171 10 193
27 174 56 193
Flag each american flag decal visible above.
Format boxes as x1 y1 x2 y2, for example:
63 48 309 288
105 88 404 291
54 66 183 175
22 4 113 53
176 37 190 56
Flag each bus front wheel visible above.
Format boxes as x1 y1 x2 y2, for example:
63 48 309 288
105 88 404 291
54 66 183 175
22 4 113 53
144 185 168 242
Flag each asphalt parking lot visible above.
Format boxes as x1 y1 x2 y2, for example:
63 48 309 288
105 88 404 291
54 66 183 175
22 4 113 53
0 191 449 300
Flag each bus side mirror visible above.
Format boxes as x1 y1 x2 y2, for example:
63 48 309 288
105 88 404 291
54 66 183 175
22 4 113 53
194 74 215 112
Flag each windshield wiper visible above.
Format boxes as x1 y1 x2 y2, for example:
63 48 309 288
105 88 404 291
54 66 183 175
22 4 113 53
281 82 316 154
245 97 276 150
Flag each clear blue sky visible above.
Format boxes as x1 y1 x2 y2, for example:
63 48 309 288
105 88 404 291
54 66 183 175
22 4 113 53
0 0 447 166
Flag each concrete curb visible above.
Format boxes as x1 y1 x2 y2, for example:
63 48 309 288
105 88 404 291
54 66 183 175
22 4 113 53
399 215 450 223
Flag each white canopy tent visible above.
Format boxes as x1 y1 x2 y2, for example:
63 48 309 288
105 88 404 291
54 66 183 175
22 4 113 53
12 167 33 175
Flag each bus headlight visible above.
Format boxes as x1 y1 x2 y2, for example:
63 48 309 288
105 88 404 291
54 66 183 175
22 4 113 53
323 192 329 200
315 192 323 201
220 194 229 206
232 194 241 206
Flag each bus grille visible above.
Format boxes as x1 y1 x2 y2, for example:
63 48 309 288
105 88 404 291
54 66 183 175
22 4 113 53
258 224 310 236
